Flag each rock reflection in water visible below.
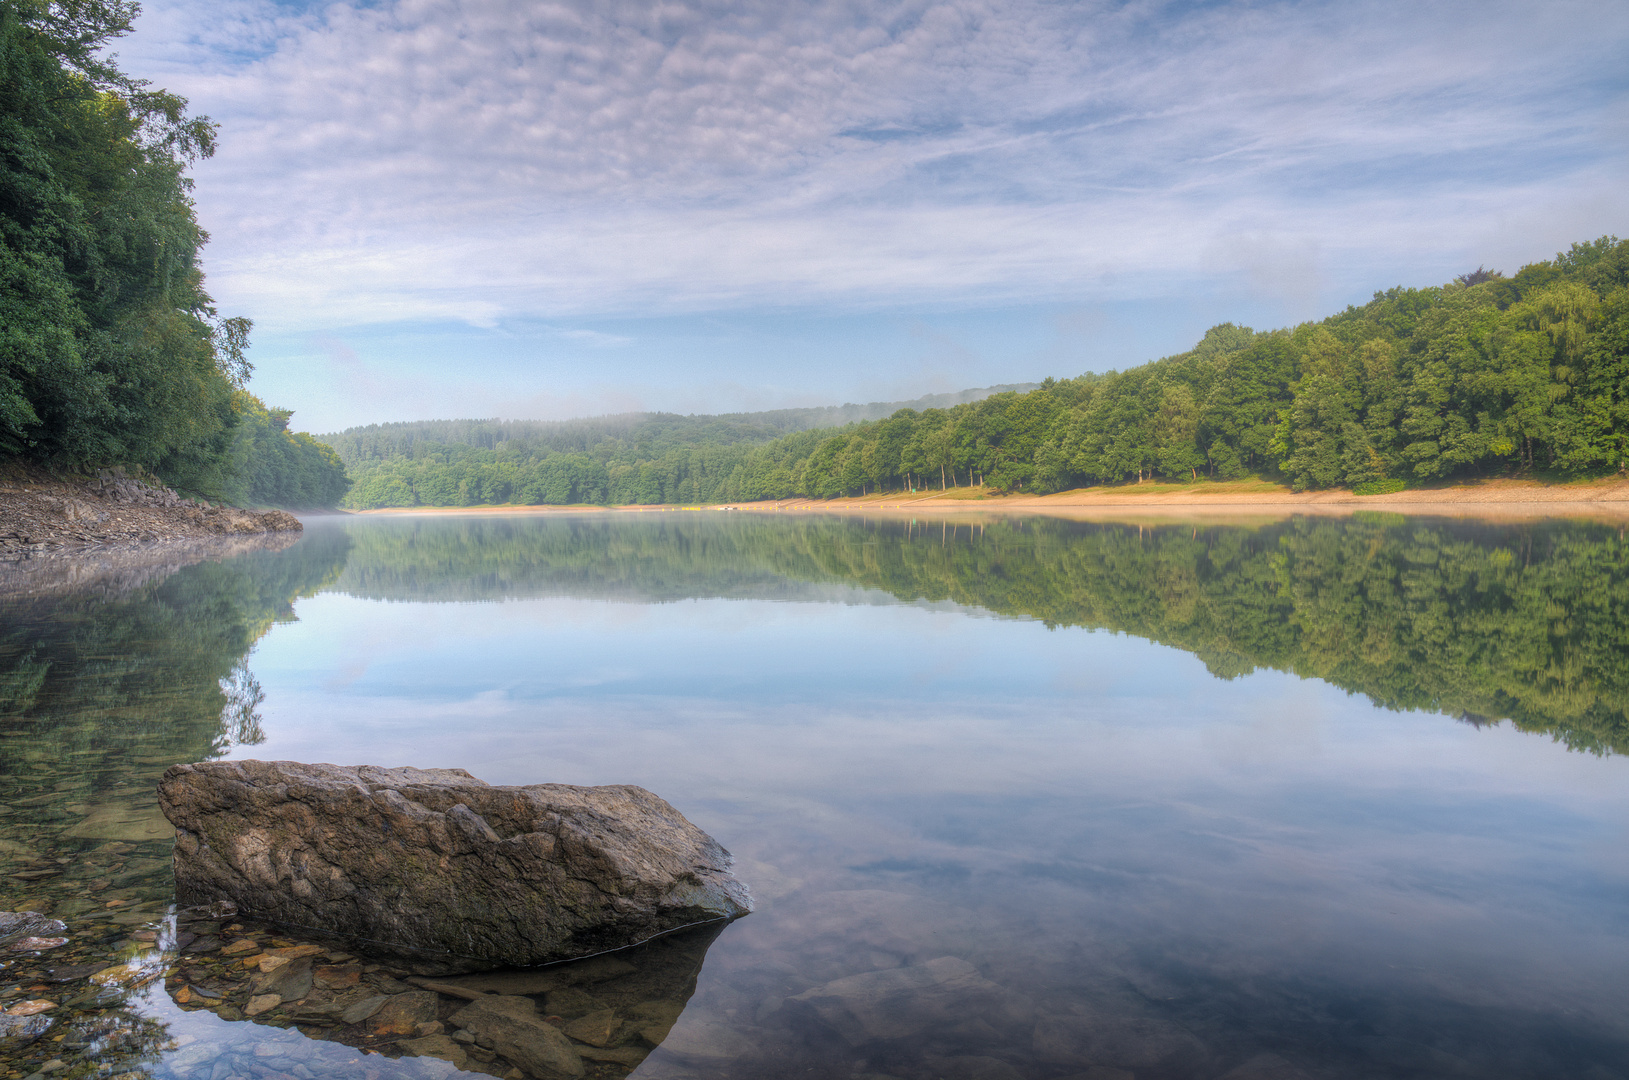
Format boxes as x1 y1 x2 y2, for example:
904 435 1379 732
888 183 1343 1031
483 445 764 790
159 911 727 1078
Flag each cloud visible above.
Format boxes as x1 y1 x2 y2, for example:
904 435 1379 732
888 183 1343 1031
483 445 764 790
118 0 1629 332
554 328 634 347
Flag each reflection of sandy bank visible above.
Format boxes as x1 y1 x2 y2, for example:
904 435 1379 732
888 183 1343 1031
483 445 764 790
0 532 301 600
351 477 1629 524
742 477 1629 523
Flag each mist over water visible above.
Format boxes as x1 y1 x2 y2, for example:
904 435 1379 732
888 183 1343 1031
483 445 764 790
3 511 1627 1078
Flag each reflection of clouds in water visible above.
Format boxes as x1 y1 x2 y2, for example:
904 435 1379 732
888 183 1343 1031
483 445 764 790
232 573 1629 1075
242 593 1629 1060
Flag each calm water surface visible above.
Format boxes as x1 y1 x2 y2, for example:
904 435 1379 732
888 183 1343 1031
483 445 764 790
2 512 1627 1080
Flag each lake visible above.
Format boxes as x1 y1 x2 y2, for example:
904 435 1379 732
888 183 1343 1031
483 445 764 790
2 510 1627 1080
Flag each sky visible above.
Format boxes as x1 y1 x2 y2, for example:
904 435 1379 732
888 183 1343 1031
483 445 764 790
116 0 1629 433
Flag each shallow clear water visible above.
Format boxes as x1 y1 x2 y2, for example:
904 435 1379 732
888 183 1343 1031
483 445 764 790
2 511 1628 1080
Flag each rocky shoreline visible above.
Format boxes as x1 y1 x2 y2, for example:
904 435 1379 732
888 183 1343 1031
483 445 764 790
0 465 301 561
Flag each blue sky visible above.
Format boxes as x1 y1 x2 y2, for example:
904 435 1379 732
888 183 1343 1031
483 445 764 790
118 0 1629 433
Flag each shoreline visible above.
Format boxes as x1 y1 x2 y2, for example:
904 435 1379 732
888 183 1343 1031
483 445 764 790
0 465 302 559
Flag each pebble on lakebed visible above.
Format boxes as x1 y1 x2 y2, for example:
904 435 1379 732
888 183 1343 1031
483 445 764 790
154 906 730 1078
4 901 728 1078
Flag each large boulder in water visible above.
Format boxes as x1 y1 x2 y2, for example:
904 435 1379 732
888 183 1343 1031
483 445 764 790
157 761 752 969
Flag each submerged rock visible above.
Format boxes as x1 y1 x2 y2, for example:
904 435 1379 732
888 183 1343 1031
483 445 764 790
157 761 752 968
0 911 66 947
161 909 729 1079
448 995 586 1076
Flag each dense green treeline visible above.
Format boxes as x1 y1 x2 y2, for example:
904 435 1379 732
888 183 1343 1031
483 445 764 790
0 1 348 506
323 514 1629 754
334 238 1629 509
742 237 1629 497
227 396 349 508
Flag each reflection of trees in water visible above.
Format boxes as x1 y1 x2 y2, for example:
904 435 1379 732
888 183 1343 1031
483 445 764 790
335 514 1629 754
0 531 354 1078
0 528 351 774
217 660 267 750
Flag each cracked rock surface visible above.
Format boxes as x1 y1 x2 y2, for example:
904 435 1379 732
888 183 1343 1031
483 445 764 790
157 761 753 969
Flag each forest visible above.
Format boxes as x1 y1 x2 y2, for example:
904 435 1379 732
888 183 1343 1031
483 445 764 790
0 0 347 507
325 386 1035 509
333 238 1629 509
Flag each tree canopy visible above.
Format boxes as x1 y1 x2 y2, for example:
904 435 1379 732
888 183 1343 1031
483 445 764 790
0 0 347 506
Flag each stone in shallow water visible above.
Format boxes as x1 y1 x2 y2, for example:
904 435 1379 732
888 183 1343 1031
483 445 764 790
447 995 585 1078
158 760 752 969
398 1033 469 1068
559 1008 616 1047
369 991 439 1035
0 911 66 946
542 986 604 1019
314 965 361 990
163 917 728 1080
404 976 483 1000
8 935 68 951
339 994 390 1025
45 963 103 983
245 993 281 1016
251 957 313 1002
62 800 172 842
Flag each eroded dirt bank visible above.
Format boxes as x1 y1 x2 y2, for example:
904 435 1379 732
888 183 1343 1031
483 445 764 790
0 465 301 562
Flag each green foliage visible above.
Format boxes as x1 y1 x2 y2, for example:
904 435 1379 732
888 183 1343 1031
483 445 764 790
1353 478 1407 496
328 514 1629 756
0 0 254 487
226 395 349 508
331 238 1629 509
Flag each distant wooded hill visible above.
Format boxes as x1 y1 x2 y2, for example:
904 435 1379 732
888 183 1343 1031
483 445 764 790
326 235 1629 510
323 384 1039 508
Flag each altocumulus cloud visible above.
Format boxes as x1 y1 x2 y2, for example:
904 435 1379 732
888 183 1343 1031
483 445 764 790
122 0 1629 331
